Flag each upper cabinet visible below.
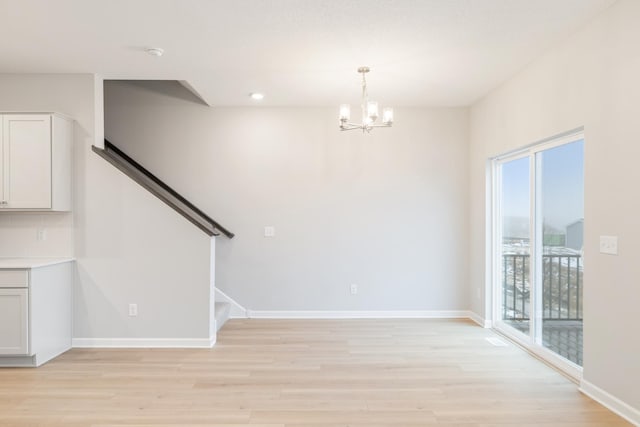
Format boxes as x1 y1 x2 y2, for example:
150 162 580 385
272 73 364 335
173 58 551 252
0 114 72 211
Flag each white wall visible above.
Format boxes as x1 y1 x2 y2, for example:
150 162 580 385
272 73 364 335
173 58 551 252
0 213 73 258
0 74 216 343
469 0 640 415
104 81 470 313
0 75 90 258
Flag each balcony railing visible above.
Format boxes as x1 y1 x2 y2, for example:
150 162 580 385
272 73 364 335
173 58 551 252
502 254 583 321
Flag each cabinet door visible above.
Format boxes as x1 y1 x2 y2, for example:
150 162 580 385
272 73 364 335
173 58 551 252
2 115 52 209
0 115 4 205
0 288 29 355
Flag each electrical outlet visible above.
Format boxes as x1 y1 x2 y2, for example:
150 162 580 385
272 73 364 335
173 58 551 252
350 284 358 295
599 235 618 255
36 228 47 241
264 226 275 237
128 303 138 317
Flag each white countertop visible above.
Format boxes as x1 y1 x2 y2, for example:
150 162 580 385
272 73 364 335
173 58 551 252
0 257 75 269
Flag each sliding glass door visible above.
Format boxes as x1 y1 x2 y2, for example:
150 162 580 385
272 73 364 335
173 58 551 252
537 140 584 366
494 132 584 375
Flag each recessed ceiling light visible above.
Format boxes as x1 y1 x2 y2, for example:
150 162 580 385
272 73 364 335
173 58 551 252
250 92 264 101
145 47 164 57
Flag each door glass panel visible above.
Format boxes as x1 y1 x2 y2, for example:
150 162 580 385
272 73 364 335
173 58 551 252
539 140 584 366
500 157 531 336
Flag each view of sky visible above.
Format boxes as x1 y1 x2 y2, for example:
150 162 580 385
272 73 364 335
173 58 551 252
501 140 584 234
540 140 584 230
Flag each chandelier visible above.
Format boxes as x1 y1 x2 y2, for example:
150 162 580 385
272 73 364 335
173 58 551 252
339 66 393 132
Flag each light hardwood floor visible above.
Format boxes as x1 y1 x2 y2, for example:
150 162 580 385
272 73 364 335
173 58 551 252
0 319 630 426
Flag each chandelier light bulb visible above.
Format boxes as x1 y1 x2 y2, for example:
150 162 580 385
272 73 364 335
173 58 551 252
367 101 379 122
382 107 394 125
339 104 351 121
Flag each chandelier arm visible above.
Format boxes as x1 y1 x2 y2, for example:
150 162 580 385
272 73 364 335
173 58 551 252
340 122 364 131
342 121 363 127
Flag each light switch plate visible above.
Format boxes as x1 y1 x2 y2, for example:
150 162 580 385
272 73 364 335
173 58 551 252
264 226 275 237
599 235 618 255
128 303 138 317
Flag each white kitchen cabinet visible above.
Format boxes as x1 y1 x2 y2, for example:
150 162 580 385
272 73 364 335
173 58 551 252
0 259 73 367
0 288 29 355
0 113 72 211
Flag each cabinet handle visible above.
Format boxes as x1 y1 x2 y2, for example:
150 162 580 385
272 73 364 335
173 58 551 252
0 201 7 206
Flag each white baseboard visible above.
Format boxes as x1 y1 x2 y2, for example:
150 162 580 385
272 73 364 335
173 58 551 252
72 336 216 349
70 311 484 348
215 288 248 318
246 310 471 319
468 311 492 328
215 289 481 323
580 380 640 426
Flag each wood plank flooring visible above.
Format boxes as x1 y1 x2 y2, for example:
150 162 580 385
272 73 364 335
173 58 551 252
0 319 630 426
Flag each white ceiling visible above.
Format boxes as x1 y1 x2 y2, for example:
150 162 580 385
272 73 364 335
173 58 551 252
0 0 616 106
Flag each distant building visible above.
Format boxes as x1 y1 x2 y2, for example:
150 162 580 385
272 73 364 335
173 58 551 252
566 219 584 251
544 233 565 247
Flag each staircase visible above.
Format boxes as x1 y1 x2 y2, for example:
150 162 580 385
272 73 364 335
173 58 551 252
93 140 233 238
93 139 235 343
215 302 231 331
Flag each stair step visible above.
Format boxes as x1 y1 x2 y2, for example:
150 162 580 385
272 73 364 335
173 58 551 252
215 302 231 332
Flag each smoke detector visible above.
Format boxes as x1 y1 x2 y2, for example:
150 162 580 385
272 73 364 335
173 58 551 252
145 47 164 57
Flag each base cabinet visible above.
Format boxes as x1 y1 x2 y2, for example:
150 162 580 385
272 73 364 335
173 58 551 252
0 262 72 367
0 288 28 354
